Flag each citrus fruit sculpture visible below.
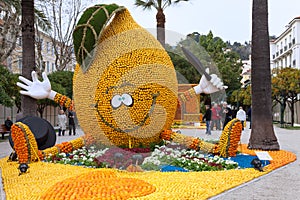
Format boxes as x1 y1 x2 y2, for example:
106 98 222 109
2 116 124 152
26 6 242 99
15 4 240 166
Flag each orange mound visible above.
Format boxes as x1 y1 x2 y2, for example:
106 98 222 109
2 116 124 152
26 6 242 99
40 170 156 200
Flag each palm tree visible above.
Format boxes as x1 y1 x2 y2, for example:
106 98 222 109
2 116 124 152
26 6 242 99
0 0 51 64
135 0 189 47
248 0 279 150
21 0 37 117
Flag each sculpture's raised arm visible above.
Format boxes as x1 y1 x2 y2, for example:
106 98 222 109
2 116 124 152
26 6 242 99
17 71 74 110
180 68 227 102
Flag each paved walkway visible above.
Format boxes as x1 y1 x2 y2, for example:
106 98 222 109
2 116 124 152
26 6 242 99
0 123 299 199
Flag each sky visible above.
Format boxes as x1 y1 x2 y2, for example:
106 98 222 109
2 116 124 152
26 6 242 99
87 0 300 44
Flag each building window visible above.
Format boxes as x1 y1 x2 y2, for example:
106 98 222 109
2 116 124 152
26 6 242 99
293 27 295 37
7 57 12 70
284 57 287 67
47 42 50 53
18 57 22 70
47 61 50 72
18 37 22 46
52 63 55 72
40 39 43 51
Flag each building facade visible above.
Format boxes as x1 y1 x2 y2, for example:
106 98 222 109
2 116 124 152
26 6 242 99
270 17 300 70
270 16 300 125
6 31 75 74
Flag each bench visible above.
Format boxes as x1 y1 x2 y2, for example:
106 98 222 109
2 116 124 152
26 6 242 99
0 124 10 139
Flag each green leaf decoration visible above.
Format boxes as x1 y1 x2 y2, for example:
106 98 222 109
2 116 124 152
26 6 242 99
73 4 125 72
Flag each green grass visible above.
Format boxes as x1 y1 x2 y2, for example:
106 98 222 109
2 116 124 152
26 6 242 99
0 136 9 142
283 126 300 130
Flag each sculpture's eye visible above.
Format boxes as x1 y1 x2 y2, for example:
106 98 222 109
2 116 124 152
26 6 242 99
111 93 133 109
122 93 133 107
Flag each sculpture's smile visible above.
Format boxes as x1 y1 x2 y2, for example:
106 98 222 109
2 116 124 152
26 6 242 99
95 92 159 133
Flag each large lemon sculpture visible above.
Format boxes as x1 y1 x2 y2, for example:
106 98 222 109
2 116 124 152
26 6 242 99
16 4 231 151
72 4 178 147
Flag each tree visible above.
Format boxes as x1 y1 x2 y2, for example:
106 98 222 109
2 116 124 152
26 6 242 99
229 86 251 108
47 71 74 98
37 0 91 71
36 71 73 118
0 65 20 108
197 31 242 103
272 67 300 127
37 82 65 118
166 31 242 104
135 0 189 46
21 0 37 117
226 41 251 60
248 0 279 150
0 0 22 64
0 0 51 66
166 49 199 84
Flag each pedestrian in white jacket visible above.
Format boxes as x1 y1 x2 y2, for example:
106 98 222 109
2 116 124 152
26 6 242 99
57 109 67 136
236 106 246 130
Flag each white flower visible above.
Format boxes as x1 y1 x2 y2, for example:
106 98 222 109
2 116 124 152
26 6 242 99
153 160 161 165
59 153 66 157
198 154 205 158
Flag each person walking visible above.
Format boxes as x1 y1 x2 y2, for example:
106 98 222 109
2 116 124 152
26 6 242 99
236 106 246 130
221 102 232 130
68 110 76 135
211 103 221 130
4 116 13 131
57 110 67 136
203 105 212 135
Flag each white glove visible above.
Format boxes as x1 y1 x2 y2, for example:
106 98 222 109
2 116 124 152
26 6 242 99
193 68 228 95
17 71 56 100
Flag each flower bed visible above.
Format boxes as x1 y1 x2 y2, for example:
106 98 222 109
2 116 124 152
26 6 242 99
43 142 240 172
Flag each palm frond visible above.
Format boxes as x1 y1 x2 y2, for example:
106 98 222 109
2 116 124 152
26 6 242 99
1 0 21 13
135 0 156 10
162 0 188 10
162 0 171 9
34 8 52 33
174 0 189 3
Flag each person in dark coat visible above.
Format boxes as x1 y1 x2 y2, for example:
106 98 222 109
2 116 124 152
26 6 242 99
247 106 252 129
4 116 13 131
221 102 232 130
68 111 76 135
203 105 212 135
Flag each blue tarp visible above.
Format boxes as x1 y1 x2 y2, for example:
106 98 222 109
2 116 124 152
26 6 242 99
228 154 270 168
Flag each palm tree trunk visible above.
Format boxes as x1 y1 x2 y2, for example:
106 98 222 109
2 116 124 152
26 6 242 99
21 0 37 117
156 8 165 47
248 0 279 150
